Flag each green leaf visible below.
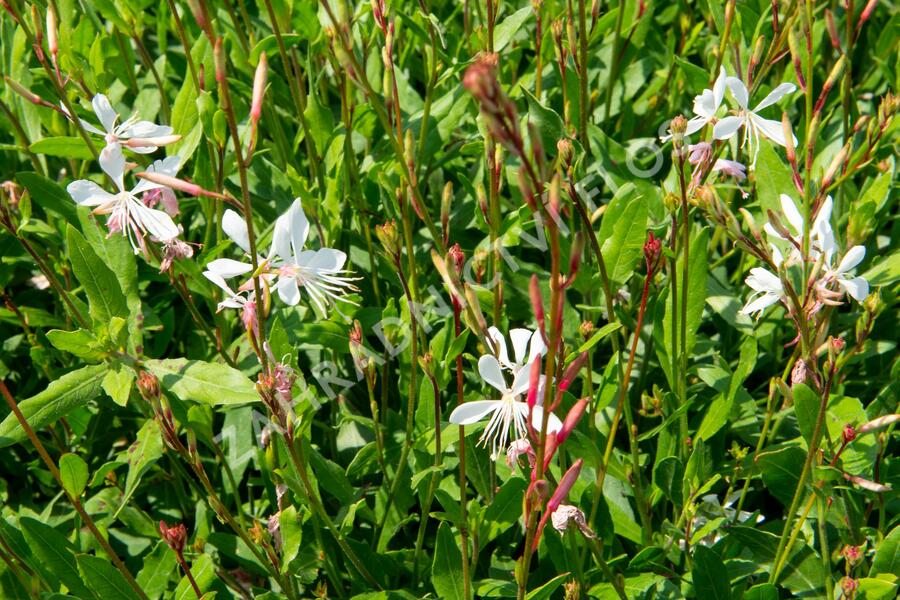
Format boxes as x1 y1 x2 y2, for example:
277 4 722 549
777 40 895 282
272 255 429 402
743 583 778 600
145 358 258 406
792 383 820 447
872 525 900 578
116 419 164 516
169 75 199 160
250 33 303 64
652 456 684 505
58 453 89 497
597 184 649 286
525 573 570 599
493 6 532 53
136 542 177 600
102 364 135 407
77 212 142 352
757 446 806 507
174 554 215 600
573 322 622 356
46 328 105 362
863 250 900 286
16 171 79 225
19 518 93 598
279 506 302 574
77 554 142 600
0 364 106 447
29 136 93 159
432 522 465 600
692 545 732 600
854 577 898 600
755 142 794 217
521 88 564 152
66 224 128 327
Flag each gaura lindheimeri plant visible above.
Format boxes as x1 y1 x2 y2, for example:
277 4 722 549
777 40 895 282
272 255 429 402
1 2 897 600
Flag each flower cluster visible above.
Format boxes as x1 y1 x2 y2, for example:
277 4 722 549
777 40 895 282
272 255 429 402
663 67 796 166
203 199 358 322
740 194 869 317
65 95 183 253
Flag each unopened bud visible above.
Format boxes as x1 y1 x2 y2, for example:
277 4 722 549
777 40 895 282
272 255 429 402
214 37 226 84
159 521 187 554
791 358 808 385
251 53 268 123
548 459 583 512
842 424 857 444
137 370 160 401
529 275 546 337
579 321 594 340
135 171 227 199
5 77 42 104
556 398 588 444
375 220 401 260
46 6 58 56
669 115 688 149
858 414 900 435
557 138 574 166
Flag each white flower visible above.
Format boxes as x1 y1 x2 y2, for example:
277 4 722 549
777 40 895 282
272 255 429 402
204 208 273 285
79 94 178 154
661 67 727 141
447 354 562 459
203 269 255 312
714 78 797 163
764 194 833 264
486 326 546 377
823 244 869 303
271 199 358 314
739 267 784 316
67 149 180 252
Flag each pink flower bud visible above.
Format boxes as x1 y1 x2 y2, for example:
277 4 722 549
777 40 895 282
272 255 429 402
559 353 587 394
556 398 588 445
547 459 583 512
251 52 268 123
526 357 542 409
529 275 545 338
135 171 227 200
842 424 857 444
46 6 58 55
125 135 182 148
159 521 187 554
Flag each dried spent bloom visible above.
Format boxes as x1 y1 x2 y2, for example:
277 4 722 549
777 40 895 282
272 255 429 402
550 504 596 538
159 238 193 273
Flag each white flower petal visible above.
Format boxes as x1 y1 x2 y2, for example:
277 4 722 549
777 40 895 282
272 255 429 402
812 196 833 241
123 121 173 139
838 276 869 303
67 180 116 207
99 143 126 191
525 404 563 434
276 277 301 305
725 77 749 109
779 194 804 235
713 116 743 140
131 199 179 241
206 258 253 278
272 210 295 262
286 199 310 257
305 248 346 272
751 114 792 147
753 83 797 112
92 94 118 132
684 116 708 136
478 355 507 393
692 89 717 120
221 209 252 253
509 364 532 396
528 329 547 363
80 119 105 135
203 270 237 296
488 326 511 368
713 67 727 109
740 292 781 315
836 246 865 274
508 328 532 366
449 400 500 425
746 267 782 293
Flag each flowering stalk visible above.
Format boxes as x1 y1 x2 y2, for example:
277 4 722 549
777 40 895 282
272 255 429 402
214 37 268 372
